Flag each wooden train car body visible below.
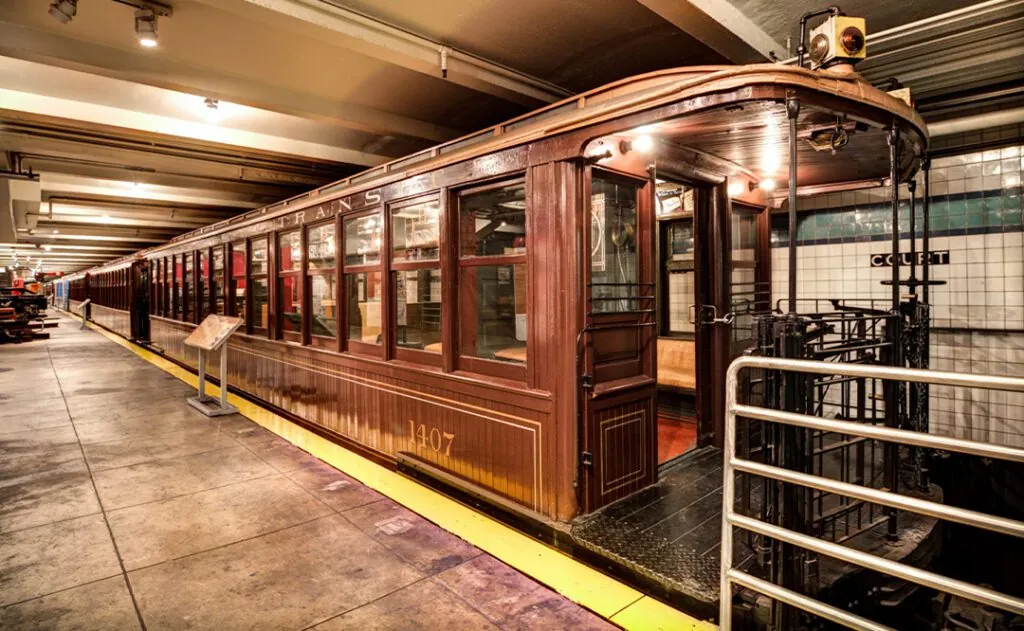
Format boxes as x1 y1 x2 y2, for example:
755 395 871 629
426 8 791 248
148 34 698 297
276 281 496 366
58 65 926 522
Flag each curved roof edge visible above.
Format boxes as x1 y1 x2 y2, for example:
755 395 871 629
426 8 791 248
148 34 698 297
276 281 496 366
95 64 929 271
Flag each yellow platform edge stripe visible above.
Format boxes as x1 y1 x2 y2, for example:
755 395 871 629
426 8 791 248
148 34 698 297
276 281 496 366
78 316 715 631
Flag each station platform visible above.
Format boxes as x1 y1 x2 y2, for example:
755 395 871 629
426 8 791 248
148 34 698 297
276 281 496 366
0 313 625 630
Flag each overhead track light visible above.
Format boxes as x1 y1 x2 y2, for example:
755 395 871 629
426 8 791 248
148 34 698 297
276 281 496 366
135 8 159 47
48 0 77 24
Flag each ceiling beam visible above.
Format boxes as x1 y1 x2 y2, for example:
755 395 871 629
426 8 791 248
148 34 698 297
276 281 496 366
0 86 389 167
636 0 786 63
0 124 342 189
39 173 267 208
216 0 573 106
0 25 457 145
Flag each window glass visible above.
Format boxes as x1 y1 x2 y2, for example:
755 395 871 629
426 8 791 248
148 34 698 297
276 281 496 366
278 230 301 271
279 275 301 333
656 179 696 217
392 199 440 261
344 214 381 266
230 241 246 321
184 253 194 321
346 272 382 344
199 250 210 319
213 247 225 314
395 269 441 352
250 239 268 275
307 223 336 269
590 176 638 313
310 273 337 338
459 182 526 256
459 264 526 363
252 278 269 329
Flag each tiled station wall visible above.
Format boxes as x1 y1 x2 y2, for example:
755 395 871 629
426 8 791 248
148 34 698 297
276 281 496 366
769 144 1024 447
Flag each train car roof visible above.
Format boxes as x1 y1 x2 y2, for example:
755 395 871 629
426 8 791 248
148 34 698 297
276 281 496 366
86 64 927 272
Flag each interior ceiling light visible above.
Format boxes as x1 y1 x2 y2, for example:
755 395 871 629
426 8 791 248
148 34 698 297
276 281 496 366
727 181 745 198
753 178 777 192
135 8 159 48
48 0 77 24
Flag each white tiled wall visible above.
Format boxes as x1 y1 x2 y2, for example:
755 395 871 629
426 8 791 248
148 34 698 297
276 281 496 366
769 146 1024 448
667 272 695 334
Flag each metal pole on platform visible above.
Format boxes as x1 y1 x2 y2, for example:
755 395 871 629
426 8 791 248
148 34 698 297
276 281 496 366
197 351 207 402
219 347 228 409
888 127 901 313
908 178 918 297
922 158 932 304
787 94 800 314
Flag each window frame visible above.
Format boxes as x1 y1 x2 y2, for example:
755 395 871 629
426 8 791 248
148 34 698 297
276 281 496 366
452 177 528 381
305 219 338 349
229 239 248 331
388 194 443 367
341 208 385 358
211 244 226 316
249 236 270 337
275 228 303 343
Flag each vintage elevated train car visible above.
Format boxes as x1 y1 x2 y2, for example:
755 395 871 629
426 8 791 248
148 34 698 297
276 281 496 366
57 62 927 618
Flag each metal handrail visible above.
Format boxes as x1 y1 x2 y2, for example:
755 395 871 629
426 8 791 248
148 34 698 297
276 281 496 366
720 355 1024 630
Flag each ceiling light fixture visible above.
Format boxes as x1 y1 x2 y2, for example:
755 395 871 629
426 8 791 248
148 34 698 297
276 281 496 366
48 0 77 24
756 178 777 192
135 8 159 48
727 181 745 198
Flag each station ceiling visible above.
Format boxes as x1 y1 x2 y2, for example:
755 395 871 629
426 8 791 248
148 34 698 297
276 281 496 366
1 0 1022 274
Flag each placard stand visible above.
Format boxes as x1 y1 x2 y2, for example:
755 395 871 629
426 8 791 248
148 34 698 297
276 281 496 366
184 315 243 417
75 299 92 330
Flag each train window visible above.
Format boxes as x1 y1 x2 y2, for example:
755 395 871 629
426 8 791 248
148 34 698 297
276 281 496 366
212 246 225 315
230 241 246 323
199 250 210 320
590 175 639 313
346 272 382 345
392 198 440 262
343 214 382 266
278 230 301 272
343 212 383 353
173 254 183 319
459 180 526 257
394 269 441 354
307 222 337 343
390 196 441 362
250 238 269 276
277 230 302 340
184 253 195 323
250 238 269 333
456 180 527 376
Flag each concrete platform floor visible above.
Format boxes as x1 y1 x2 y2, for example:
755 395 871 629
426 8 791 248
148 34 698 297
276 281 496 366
0 313 615 631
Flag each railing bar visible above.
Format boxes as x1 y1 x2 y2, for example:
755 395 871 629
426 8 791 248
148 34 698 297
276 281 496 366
733 403 1024 464
732 458 1024 539
731 356 1024 392
726 570 894 631
729 513 1024 616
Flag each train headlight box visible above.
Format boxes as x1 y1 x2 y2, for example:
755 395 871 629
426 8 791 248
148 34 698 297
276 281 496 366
808 15 867 69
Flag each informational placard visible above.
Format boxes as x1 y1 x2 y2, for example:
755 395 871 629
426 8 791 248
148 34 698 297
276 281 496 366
184 314 243 351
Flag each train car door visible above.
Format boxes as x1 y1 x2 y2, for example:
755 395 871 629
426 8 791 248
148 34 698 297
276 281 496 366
130 260 151 342
705 193 771 447
578 167 658 513
653 178 709 465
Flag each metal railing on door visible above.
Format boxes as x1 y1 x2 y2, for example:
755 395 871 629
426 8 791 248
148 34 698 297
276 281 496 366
720 356 1024 630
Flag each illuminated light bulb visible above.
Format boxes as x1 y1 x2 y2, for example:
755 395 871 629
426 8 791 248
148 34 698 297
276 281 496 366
759 179 777 192
44 245 53 251
632 135 655 153
727 181 745 197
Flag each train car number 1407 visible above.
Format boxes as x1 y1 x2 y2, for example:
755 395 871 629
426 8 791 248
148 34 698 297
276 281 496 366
408 420 455 457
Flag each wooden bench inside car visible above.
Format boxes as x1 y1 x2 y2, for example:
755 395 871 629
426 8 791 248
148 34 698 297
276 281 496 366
657 338 696 392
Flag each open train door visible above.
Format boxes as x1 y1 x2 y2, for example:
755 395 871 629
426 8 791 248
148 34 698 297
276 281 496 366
577 167 658 513
705 188 771 447
130 259 151 342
